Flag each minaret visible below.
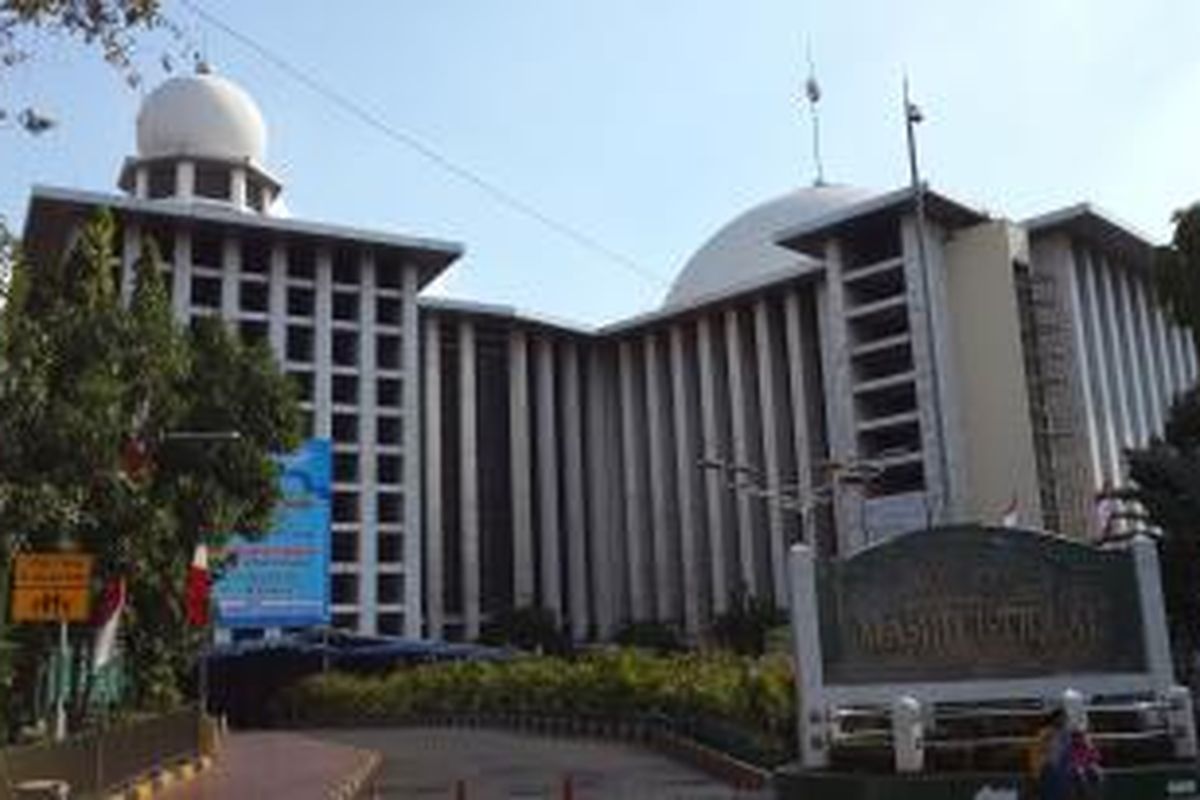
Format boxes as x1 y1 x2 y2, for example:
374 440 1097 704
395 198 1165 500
804 44 826 186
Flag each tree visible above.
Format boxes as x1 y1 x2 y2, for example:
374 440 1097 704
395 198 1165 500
1153 204 1200 339
1 0 170 133
1121 388 1200 689
0 211 301 727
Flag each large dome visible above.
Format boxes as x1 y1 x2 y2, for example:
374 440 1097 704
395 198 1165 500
663 183 877 307
136 73 267 163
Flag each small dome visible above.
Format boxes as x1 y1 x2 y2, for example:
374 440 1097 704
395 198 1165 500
663 183 877 307
136 73 267 163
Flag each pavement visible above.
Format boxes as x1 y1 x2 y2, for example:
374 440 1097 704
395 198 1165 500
155 731 377 800
313 727 773 800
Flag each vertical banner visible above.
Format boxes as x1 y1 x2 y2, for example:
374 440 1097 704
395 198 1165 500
214 439 331 628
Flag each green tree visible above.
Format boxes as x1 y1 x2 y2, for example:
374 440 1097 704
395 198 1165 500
1153 204 1200 339
0 211 300 727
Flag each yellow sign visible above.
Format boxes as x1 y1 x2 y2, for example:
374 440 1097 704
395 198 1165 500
11 553 93 623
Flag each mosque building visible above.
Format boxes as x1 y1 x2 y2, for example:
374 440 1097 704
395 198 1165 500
18 70 1198 641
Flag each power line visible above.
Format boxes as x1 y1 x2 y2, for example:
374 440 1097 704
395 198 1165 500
176 0 666 290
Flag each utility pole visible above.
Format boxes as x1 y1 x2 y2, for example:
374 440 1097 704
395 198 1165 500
903 77 951 523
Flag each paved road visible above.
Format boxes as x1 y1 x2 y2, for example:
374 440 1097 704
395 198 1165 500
314 727 770 800
158 731 374 800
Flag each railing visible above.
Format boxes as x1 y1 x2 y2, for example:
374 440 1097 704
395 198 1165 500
0 708 203 799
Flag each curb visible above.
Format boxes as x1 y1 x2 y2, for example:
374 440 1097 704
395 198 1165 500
327 748 381 800
106 754 213 800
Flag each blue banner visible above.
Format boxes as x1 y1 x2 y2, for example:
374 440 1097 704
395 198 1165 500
214 438 331 629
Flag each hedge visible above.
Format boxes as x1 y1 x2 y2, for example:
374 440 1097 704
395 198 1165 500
274 649 796 765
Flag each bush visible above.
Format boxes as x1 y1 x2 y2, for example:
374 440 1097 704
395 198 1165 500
480 605 570 655
275 649 797 766
710 586 787 656
613 621 684 653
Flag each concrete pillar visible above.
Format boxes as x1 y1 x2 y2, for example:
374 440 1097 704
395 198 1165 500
220 234 240 323
1080 250 1120 485
724 308 756 596
618 339 649 620
670 324 701 638
818 242 860 553
230 167 248 210
1112 265 1148 444
696 316 729 615
789 543 829 769
134 166 149 200
268 242 287 356
562 342 589 640
1172 324 1192 393
784 289 815 544
536 336 562 619
423 316 444 637
585 346 616 638
313 248 333 439
508 330 535 607
644 332 675 621
1151 300 1178 405
120 222 140 306
459 320 480 640
171 228 192 323
754 298 787 605
357 252 379 635
176 159 195 201
401 267 423 638
1064 248 1103 493
1097 257 1134 450
1131 274 1165 437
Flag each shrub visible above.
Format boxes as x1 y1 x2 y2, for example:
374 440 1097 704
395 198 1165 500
613 621 684 653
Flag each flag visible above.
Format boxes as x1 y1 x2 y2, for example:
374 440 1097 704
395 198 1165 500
1001 495 1019 528
185 544 211 627
92 577 126 670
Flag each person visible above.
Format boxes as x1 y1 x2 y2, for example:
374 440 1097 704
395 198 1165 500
1067 728 1102 800
1028 708 1071 800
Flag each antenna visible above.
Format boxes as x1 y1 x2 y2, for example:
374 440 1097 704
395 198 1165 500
804 42 825 186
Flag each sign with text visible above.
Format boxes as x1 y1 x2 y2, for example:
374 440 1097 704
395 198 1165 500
816 526 1146 685
11 553 93 622
214 438 331 628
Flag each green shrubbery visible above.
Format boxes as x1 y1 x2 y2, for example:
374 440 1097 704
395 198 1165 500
275 649 796 764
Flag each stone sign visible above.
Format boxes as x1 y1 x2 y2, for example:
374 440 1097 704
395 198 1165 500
816 526 1146 685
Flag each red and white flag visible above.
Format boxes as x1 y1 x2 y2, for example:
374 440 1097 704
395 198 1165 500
92 577 126 670
185 544 211 627
1001 495 1019 528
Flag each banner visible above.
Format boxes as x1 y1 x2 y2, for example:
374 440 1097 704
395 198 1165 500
214 438 331 628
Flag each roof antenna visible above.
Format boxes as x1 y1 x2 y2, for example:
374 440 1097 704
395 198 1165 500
804 41 826 186
194 22 212 74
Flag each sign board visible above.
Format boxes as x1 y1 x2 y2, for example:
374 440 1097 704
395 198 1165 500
11 553 93 622
816 526 1146 685
214 438 331 628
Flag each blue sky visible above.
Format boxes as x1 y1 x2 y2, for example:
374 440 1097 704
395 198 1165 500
3 0 1200 324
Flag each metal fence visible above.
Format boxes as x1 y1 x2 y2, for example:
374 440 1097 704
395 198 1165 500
0 708 202 798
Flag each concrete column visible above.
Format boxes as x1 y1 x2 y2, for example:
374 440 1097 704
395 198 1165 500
1097 257 1134 450
535 336 562 618
175 159 195 201
120 222 140 306
508 330 535 607
423 316 444 637
585 346 616 638
1064 247 1103 492
754 298 787 605
357 252 379 635
1187 330 1199 386
784 289 815 543
459 320 481 640
268 242 287 357
644 332 675 621
401 267 423 638
171 227 192 323
1080 250 1120 485
724 308 757 596
220 234 240 323
670 324 701 638
230 167 248 211
696 316 729 615
618 339 649 620
134 166 149 200
1172 324 1192 393
562 342 589 640
789 543 829 769
1150 296 1177 418
1112 265 1148 444
313 248 333 439
1131 274 1165 437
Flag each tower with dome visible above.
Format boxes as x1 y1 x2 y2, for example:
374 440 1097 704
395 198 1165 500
18 69 1198 643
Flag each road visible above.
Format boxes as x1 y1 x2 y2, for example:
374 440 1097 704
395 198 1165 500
313 727 771 800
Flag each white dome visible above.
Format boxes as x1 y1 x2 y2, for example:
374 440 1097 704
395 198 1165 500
136 73 267 163
663 184 877 307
